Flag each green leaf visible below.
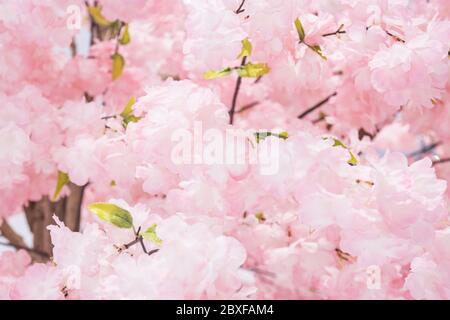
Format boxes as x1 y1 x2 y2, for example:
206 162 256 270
309 45 327 60
87 6 113 27
203 67 232 80
122 114 142 128
87 203 133 229
295 18 306 42
52 171 69 201
237 38 252 59
254 131 289 143
278 131 289 140
237 63 270 78
112 53 125 81
119 24 131 45
140 224 163 246
120 97 142 128
347 152 358 166
329 138 358 166
120 97 136 118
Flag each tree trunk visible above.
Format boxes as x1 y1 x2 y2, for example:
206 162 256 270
23 183 86 260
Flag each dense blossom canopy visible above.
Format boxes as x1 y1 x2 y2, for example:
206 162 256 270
0 0 450 299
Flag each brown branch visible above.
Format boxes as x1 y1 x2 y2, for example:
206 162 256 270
408 141 442 158
322 25 346 37
433 158 450 166
64 183 86 232
322 30 346 37
0 219 27 249
0 241 50 259
229 57 247 124
235 0 246 14
358 128 375 141
236 101 259 114
298 92 337 119
0 219 49 260
23 183 87 261
118 226 159 256
385 30 405 43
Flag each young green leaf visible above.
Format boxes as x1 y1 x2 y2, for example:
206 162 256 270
87 203 133 229
52 171 69 201
140 224 163 246
87 6 113 27
329 138 358 166
295 18 306 42
120 97 136 118
122 114 142 128
254 131 289 143
203 67 232 80
278 131 289 140
112 53 125 81
237 63 270 78
309 45 327 60
119 24 131 45
120 97 141 128
237 38 252 59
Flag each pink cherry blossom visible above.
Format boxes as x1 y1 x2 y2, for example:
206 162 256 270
0 0 449 301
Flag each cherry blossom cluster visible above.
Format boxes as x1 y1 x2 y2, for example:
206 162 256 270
0 0 450 299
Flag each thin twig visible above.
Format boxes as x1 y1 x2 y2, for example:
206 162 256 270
408 141 442 158
236 101 259 114
123 238 140 250
229 57 247 124
298 92 337 119
101 114 118 120
358 128 375 141
433 158 450 166
138 237 148 254
235 0 246 14
322 30 346 37
385 30 405 43
322 25 346 37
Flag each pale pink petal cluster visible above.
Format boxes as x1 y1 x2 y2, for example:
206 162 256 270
0 0 450 300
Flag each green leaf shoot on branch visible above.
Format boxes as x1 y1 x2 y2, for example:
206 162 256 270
120 97 142 128
140 224 163 246
237 38 252 58
52 171 69 201
327 137 359 166
255 131 289 143
294 17 327 60
203 38 270 80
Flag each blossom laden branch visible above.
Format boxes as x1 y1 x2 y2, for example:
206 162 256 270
203 38 270 124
